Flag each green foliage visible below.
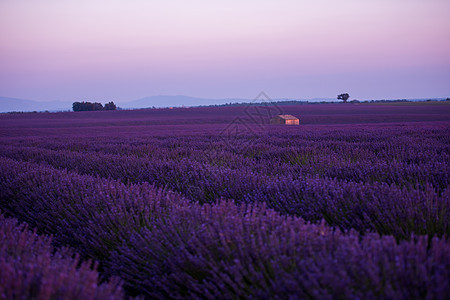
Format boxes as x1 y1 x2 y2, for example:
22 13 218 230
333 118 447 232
72 101 117 111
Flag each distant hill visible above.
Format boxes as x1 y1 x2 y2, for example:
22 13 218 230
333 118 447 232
0 97 39 112
116 95 241 109
116 95 343 109
0 97 71 113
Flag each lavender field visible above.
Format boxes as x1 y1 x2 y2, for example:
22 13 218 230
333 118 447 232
1 102 449 299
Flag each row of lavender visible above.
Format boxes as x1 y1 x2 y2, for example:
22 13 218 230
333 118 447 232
0 213 124 299
2 123 447 191
0 124 448 239
1 157 449 299
1 103 449 129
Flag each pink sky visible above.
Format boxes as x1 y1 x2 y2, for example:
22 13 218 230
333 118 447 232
0 0 449 102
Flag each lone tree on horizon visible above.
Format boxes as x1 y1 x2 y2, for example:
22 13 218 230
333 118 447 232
337 93 350 103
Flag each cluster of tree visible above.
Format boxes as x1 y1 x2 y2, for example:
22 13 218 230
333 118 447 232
72 101 117 111
104 102 117 110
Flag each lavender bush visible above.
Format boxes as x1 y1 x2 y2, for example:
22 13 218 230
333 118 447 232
114 201 450 299
0 145 447 239
0 214 124 300
0 158 448 298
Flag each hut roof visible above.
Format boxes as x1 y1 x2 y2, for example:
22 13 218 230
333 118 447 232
275 114 298 120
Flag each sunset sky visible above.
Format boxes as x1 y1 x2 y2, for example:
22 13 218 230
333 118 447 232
1 0 449 103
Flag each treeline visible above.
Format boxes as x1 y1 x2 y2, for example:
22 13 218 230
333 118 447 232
199 99 449 108
72 101 117 111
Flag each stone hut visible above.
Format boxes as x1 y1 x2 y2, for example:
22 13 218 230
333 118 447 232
270 114 299 125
